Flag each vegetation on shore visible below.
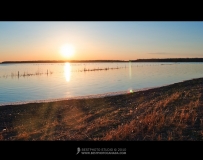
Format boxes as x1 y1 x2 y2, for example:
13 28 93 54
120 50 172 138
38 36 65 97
0 78 203 140
2 58 203 64
1 60 127 64
131 58 203 62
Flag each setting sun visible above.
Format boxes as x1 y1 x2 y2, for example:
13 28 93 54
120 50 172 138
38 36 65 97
60 44 75 58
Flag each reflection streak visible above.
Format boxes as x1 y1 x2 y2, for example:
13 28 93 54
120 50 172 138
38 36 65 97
64 63 71 82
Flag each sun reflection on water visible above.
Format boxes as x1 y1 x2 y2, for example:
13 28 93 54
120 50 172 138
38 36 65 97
129 61 131 79
64 63 71 82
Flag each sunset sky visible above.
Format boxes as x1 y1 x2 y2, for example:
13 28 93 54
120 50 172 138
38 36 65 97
1 21 203 62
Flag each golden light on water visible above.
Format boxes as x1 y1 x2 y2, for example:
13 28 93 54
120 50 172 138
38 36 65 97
64 63 71 82
129 61 132 79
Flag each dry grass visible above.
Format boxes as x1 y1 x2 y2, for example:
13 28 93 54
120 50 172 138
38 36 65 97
1 78 203 141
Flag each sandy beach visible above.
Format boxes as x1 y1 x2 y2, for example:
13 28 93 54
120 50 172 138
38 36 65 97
1 77 203 141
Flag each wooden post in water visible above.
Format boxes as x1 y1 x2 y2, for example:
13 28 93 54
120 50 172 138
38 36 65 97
18 71 19 78
47 69 48 75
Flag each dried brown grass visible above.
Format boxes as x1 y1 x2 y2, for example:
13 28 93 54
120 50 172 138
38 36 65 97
1 78 203 140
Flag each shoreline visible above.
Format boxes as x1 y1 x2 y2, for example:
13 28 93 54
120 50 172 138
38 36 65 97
2 58 203 64
0 87 152 107
1 77 203 140
0 77 200 107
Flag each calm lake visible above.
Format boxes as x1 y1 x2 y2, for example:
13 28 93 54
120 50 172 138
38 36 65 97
0 62 203 105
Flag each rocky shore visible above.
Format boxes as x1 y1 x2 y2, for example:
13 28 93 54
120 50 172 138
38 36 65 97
1 78 203 140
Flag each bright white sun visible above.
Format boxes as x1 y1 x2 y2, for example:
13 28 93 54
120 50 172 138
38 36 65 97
60 44 75 57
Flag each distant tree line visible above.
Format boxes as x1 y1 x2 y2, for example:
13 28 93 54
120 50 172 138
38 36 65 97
131 58 203 62
1 60 126 64
2 58 203 64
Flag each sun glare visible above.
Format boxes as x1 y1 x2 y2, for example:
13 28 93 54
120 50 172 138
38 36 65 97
60 44 75 57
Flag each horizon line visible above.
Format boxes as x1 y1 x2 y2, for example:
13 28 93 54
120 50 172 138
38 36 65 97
2 58 203 63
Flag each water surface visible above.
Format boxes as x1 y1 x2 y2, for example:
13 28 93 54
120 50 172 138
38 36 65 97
0 62 203 105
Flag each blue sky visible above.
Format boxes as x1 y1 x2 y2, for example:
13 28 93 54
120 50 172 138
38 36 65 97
0 21 203 62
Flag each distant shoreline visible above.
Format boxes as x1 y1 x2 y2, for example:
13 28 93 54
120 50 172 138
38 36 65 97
1 60 127 64
2 58 203 64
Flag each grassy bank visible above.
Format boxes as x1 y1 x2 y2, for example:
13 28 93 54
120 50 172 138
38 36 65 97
1 78 203 141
